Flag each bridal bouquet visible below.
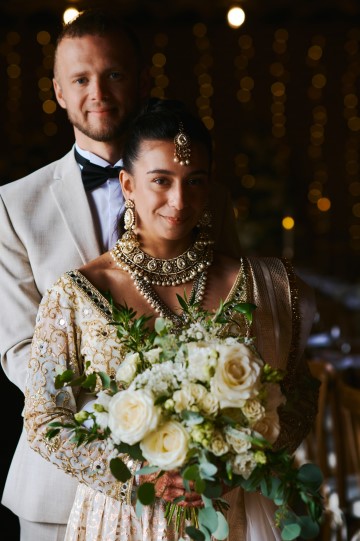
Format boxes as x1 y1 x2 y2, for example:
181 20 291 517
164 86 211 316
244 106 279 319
47 294 323 541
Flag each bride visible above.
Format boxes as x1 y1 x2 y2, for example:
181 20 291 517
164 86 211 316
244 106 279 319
24 98 318 540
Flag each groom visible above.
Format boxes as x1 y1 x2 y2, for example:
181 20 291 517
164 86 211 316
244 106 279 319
0 8 241 541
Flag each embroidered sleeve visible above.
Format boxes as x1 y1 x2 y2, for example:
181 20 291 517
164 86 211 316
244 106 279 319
24 275 137 503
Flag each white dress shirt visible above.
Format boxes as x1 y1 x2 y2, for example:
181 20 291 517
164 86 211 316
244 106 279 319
75 143 125 252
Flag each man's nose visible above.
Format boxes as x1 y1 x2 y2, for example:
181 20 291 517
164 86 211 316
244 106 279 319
90 78 108 100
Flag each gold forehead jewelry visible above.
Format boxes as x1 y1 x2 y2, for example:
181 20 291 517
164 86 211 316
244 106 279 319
173 122 191 166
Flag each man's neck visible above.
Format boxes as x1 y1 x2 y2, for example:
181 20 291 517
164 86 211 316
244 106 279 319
74 133 124 165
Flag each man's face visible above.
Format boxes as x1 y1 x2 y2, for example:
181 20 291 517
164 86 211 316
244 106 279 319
53 33 147 145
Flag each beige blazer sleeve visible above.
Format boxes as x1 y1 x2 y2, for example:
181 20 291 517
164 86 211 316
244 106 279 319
0 151 101 393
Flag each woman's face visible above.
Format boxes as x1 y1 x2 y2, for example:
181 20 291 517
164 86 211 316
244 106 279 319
121 139 210 250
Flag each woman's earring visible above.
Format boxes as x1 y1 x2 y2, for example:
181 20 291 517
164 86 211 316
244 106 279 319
121 199 139 252
195 207 214 247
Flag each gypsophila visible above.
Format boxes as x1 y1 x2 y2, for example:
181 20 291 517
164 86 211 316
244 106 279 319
47 292 324 541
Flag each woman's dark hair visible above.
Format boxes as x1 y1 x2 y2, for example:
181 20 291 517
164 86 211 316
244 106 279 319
122 98 213 173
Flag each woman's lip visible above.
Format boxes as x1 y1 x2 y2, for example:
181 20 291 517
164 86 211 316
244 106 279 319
162 216 188 224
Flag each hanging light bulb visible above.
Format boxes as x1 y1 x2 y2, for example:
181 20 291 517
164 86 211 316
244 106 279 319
63 8 79 25
227 5 246 29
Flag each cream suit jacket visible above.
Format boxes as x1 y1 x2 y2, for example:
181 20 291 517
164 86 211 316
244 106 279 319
0 148 241 523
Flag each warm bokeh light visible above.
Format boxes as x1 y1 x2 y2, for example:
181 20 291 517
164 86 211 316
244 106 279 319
227 6 246 29
63 8 79 25
282 216 295 230
317 197 331 211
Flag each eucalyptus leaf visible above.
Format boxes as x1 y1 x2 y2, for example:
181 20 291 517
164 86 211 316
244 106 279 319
137 482 155 505
296 515 321 539
183 464 200 480
136 465 160 475
198 506 218 532
185 526 205 541
199 461 218 478
280 522 301 541
212 511 229 540
297 463 323 488
135 498 143 519
109 457 132 482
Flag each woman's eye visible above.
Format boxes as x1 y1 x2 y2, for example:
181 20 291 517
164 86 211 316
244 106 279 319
153 177 168 185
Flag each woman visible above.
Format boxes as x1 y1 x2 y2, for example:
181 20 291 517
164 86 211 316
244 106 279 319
24 98 318 540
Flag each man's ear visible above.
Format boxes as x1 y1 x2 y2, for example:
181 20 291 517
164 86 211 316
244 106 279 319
53 78 67 109
120 170 134 199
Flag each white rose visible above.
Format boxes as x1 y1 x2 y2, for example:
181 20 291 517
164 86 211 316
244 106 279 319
254 410 281 444
115 352 140 385
231 451 257 479
108 389 160 445
199 391 219 416
186 342 217 382
144 347 163 364
140 420 189 470
211 343 263 409
173 387 194 413
225 426 252 454
242 398 265 424
264 382 286 411
208 430 229 456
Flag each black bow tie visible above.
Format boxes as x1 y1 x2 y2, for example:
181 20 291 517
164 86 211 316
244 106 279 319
74 148 122 191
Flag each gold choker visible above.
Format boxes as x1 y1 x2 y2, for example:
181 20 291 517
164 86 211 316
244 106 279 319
111 236 213 287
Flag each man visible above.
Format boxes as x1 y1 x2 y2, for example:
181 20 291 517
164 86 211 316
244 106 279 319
0 9 240 541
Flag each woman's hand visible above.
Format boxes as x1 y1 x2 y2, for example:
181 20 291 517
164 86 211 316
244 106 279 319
140 470 203 508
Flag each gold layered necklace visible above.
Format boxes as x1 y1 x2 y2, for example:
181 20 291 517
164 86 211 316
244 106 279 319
110 234 214 327
111 234 213 287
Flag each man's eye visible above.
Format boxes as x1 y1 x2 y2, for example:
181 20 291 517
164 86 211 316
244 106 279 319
109 72 123 80
75 77 87 85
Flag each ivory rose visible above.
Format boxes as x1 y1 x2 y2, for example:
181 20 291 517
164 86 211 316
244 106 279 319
140 420 189 470
211 343 263 409
115 352 140 385
108 389 160 445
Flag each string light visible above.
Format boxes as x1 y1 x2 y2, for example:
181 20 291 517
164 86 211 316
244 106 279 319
193 23 214 130
150 33 169 99
227 6 246 29
63 8 79 25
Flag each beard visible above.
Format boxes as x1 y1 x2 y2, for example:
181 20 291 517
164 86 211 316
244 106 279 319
67 106 139 143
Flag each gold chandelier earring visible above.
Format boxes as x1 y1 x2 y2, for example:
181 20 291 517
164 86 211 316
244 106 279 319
195 207 214 248
120 199 139 253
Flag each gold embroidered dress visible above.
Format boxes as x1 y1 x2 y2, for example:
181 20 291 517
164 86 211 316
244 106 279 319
24 257 318 541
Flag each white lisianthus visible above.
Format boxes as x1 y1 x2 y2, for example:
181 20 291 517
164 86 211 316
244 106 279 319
108 389 160 445
144 347 163 364
242 398 265 424
211 343 263 408
189 383 207 403
186 342 218 382
115 352 140 385
231 451 257 479
225 426 252 454
140 420 189 470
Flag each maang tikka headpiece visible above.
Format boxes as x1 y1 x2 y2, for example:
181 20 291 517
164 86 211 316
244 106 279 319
173 121 191 166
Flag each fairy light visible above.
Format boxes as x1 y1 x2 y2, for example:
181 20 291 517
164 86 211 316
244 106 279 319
193 23 214 131
150 33 169 99
5 31 22 146
36 30 57 137
63 8 79 25
282 215 295 258
342 28 360 253
305 35 331 242
227 6 246 29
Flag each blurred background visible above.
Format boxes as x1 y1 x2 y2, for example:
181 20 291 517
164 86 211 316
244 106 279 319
0 0 359 539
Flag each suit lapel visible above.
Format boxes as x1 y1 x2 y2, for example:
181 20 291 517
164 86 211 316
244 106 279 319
50 150 102 264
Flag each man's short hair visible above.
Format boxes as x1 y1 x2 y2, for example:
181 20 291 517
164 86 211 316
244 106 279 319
54 8 143 74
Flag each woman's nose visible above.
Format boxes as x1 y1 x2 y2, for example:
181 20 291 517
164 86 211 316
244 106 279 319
169 185 188 209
